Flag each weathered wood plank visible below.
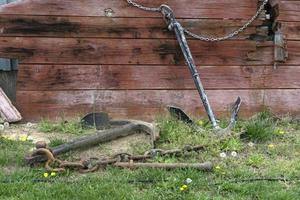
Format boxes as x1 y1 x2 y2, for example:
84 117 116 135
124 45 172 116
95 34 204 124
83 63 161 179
16 65 300 90
0 15 260 39
281 22 300 40
0 37 274 65
279 1 300 22
0 0 259 19
0 87 21 122
264 89 300 116
16 89 265 121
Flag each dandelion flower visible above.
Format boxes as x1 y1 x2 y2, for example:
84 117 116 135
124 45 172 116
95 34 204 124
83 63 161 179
268 144 275 149
186 178 192 184
231 151 238 157
50 172 56 177
197 120 204 126
26 122 33 128
215 165 221 170
247 142 255 147
219 152 227 158
3 122 9 128
27 136 34 141
19 135 28 142
180 185 188 191
278 130 285 135
43 172 49 178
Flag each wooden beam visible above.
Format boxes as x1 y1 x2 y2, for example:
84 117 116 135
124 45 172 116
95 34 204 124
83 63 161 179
0 37 274 65
0 15 261 39
0 87 21 122
16 65 300 91
0 0 259 19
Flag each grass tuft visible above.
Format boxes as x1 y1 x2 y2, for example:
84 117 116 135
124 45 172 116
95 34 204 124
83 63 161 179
244 110 277 142
38 119 85 135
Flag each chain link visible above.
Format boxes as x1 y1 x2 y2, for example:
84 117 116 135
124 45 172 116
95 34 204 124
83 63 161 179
126 0 269 42
126 0 162 12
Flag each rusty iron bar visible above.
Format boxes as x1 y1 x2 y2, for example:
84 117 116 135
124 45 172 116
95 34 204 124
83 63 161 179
114 161 213 171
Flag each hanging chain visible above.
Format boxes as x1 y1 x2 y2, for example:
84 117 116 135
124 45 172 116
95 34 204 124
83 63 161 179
126 0 269 42
126 0 162 12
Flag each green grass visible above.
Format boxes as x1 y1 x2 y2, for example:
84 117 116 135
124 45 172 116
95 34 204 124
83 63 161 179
38 119 92 135
1 112 300 199
243 111 277 142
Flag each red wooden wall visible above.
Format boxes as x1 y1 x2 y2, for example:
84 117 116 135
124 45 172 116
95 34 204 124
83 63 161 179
0 0 299 121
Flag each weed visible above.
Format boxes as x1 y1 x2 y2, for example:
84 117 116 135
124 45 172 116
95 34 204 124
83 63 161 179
220 138 243 152
38 119 85 135
244 113 276 142
49 138 66 147
247 154 265 167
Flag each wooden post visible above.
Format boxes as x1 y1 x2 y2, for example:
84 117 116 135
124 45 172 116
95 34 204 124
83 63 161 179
0 87 22 122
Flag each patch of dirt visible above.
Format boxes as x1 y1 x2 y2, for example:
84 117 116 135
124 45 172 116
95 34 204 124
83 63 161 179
0 123 153 159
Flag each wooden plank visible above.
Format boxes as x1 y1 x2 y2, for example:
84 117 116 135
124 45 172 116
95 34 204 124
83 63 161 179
16 89 265 121
16 65 300 91
278 1 300 22
0 37 274 65
264 89 300 116
281 22 300 40
0 15 260 39
263 66 300 89
0 0 259 19
0 87 21 122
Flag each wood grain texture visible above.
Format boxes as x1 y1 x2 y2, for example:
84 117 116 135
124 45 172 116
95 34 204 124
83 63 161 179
264 89 300 116
16 65 300 91
279 1 300 22
0 87 22 122
0 15 260 39
0 37 274 65
0 0 259 19
281 22 300 40
16 89 265 121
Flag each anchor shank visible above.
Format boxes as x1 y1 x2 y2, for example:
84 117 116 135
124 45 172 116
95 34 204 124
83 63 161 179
171 20 219 128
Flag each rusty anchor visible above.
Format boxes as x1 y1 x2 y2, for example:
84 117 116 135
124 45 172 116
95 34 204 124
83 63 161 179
159 5 242 132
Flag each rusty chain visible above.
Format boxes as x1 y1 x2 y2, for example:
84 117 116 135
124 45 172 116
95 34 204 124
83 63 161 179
126 0 269 42
33 145 205 173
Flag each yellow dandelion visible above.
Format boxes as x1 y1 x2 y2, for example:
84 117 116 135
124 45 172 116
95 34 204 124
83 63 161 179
180 184 188 191
50 172 56 176
268 144 275 149
43 172 49 178
279 130 285 135
19 135 28 142
197 120 204 126
215 165 221 170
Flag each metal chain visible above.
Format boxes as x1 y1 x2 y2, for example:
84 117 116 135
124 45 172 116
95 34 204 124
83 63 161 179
126 0 162 12
126 0 269 42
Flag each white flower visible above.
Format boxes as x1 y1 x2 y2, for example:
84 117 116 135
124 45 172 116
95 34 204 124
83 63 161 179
26 122 33 128
27 136 34 141
3 122 9 128
0 125 4 131
219 152 227 158
231 151 238 157
248 142 255 147
186 178 193 184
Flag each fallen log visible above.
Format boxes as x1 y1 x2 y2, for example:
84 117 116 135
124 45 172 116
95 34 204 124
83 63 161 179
0 87 22 123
